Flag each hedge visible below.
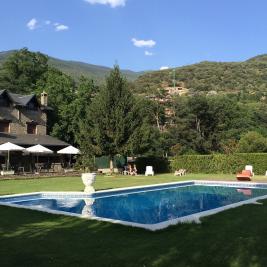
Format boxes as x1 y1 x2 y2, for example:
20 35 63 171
171 153 267 175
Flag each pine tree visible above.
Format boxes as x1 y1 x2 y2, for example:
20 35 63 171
80 65 144 172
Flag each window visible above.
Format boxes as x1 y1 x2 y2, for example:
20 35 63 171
0 121 10 133
27 123 37 134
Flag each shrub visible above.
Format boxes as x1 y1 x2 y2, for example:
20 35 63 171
238 131 267 153
171 153 267 175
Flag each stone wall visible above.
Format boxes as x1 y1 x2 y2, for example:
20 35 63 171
0 106 47 135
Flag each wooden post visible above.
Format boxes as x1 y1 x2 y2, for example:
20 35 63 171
7 150 10 171
109 157 114 174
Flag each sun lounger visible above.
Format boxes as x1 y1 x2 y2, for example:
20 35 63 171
236 170 252 181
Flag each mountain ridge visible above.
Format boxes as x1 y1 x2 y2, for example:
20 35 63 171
1 50 267 96
134 54 267 96
0 50 143 83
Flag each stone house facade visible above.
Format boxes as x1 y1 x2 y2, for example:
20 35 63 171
0 90 70 172
0 90 49 135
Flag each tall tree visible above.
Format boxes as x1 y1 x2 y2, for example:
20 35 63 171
73 76 98 145
80 65 154 172
169 95 256 154
0 48 48 94
36 68 75 142
124 101 164 158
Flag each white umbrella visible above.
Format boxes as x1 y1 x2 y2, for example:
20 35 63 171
26 144 53 154
0 142 25 170
57 146 81 167
26 144 53 170
57 146 81 155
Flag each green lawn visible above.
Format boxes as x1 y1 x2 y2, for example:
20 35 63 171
1 174 267 267
1 173 266 196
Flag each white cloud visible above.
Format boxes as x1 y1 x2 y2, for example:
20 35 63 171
145 51 154 56
26 18 38 30
26 18 68 32
55 24 69 31
160 66 169 70
84 0 126 8
131 38 156 48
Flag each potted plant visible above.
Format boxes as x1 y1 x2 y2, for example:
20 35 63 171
78 155 97 193
81 172 96 193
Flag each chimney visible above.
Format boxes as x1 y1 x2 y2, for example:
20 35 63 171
41 91 48 106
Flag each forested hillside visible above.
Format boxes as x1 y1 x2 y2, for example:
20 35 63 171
0 48 266 157
3 49 267 96
0 50 141 83
134 56 267 98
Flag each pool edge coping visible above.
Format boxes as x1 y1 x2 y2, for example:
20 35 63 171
1 180 267 231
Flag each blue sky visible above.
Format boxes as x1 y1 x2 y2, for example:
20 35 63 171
1 0 267 71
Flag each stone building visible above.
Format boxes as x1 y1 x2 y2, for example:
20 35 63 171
0 90 50 135
0 90 69 172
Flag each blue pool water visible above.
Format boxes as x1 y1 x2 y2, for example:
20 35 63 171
7 185 267 225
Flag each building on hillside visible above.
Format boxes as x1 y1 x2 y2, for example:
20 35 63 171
163 86 189 96
0 90 69 173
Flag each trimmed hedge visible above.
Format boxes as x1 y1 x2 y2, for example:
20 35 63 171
171 153 267 175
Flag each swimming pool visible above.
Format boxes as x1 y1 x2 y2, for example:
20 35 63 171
1 180 267 230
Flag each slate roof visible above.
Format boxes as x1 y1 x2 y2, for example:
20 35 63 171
0 133 69 148
0 89 35 105
8 92 35 106
0 89 52 110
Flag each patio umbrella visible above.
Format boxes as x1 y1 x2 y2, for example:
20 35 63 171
57 145 81 167
26 144 53 165
0 142 25 170
57 146 81 155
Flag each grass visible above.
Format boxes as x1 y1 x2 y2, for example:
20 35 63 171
1 173 267 267
1 173 266 196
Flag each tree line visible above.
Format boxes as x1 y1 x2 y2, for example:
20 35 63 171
0 48 267 170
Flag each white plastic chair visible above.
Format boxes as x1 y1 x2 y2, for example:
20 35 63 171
245 165 254 176
145 166 154 176
174 169 186 176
